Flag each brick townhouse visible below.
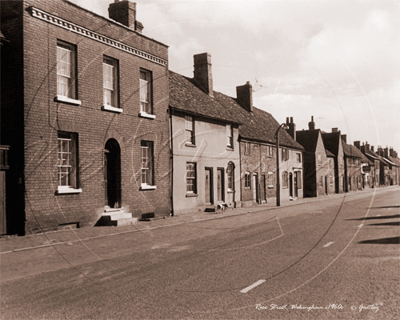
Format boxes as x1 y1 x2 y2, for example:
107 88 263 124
295 117 335 197
341 137 363 192
321 129 346 193
353 141 376 189
377 146 398 186
1 0 171 234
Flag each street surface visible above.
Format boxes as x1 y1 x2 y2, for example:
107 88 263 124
1 188 399 319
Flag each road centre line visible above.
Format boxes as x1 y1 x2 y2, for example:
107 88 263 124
240 280 266 293
323 241 334 248
358 224 364 228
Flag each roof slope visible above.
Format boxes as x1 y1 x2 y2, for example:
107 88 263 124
321 132 341 156
295 130 320 153
169 71 303 150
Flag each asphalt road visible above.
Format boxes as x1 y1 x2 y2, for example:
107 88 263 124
1 189 399 319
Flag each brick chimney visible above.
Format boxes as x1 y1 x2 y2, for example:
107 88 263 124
384 147 389 158
341 134 347 143
377 146 383 157
308 116 315 130
285 117 296 140
109 0 143 32
354 141 360 149
236 81 253 112
371 145 374 152
389 148 394 157
332 128 338 133
193 53 213 97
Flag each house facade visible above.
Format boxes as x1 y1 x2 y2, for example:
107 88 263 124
295 117 335 197
342 137 363 192
321 129 346 194
1 0 171 234
169 54 241 214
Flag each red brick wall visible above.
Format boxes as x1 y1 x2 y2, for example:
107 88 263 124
3 0 171 233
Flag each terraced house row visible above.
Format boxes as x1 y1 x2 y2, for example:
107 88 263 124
1 0 399 235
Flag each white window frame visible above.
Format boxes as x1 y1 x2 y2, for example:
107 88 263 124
226 124 233 148
244 142 250 155
102 57 121 112
296 153 301 162
245 172 251 189
282 148 289 161
56 41 81 105
227 163 234 191
139 69 153 117
185 116 195 145
268 172 274 188
186 162 197 194
141 141 155 189
57 131 82 194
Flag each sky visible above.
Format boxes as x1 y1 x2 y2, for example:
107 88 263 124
69 0 400 154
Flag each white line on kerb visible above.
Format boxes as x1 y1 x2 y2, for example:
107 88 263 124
323 241 334 248
240 280 266 293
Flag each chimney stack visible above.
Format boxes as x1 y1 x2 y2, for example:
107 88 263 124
371 145 374 152
332 128 338 133
377 146 383 157
341 134 347 143
308 116 315 130
354 141 360 149
109 0 143 32
365 142 370 151
194 53 213 97
285 117 296 140
384 147 389 158
389 148 394 157
236 81 253 112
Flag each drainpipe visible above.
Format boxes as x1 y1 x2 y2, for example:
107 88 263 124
168 107 174 216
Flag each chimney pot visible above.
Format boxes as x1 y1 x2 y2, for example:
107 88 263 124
286 117 296 141
194 53 213 97
308 116 315 130
108 0 143 32
341 134 347 143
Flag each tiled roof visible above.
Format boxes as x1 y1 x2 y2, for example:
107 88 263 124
321 132 341 156
169 71 303 150
326 149 335 157
295 130 320 153
342 141 362 158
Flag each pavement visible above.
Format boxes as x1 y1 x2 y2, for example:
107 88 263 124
1 186 398 255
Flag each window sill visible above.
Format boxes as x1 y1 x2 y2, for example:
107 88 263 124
56 187 82 195
140 184 157 191
226 147 234 151
55 95 82 106
102 105 123 113
185 143 196 148
227 190 235 194
139 111 156 119
186 193 198 197
268 185 274 189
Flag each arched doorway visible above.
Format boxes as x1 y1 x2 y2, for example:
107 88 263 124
105 139 121 208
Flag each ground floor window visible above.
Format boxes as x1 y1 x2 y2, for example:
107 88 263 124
227 162 234 191
268 172 274 188
186 162 197 194
245 172 251 188
58 131 78 189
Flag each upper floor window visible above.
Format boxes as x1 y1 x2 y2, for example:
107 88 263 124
57 131 81 193
103 57 119 108
57 41 76 99
245 172 251 189
244 142 250 155
140 69 153 114
141 141 154 187
226 124 233 148
267 145 273 157
282 171 288 188
296 153 301 162
185 116 195 145
227 163 234 191
282 148 289 161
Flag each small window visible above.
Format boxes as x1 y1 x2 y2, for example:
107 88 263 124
244 142 250 155
319 175 323 188
186 162 197 194
296 153 301 162
245 172 251 189
140 69 152 114
226 124 233 148
267 146 273 157
103 57 119 108
296 171 302 189
141 141 154 186
268 172 274 188
57 41 76 99
282 171 288 188
227 163 234 191
282 148 289 161
185 116 195 145
58 131 79 190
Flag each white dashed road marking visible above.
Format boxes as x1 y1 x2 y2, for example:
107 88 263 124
240 280 266 293
358 224 364 228
323 241 334 248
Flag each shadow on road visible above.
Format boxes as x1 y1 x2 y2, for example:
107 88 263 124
368 221 400 227
346 214 400 221
369 205 400 209
358 236 400 245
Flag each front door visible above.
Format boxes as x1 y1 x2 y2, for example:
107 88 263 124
253 173 258 203
289 173 293 198
294 172 298 198
325 176 328 194
105 139 121 208
205 168 213 205
217 168 224 202
260 174 266 203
